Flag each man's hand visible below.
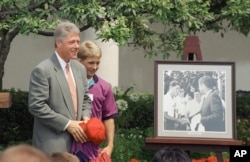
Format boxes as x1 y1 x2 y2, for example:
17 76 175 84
66 120 88 143
178 118 190 125
82 116 90 123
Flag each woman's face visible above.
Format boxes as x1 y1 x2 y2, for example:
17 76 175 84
172 85 180 97
79 57 100 79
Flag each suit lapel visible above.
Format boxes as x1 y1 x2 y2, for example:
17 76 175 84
201 90 212 113
51 54 76 119
204 91 212 105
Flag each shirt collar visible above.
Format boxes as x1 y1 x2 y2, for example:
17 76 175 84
204 89 213 98
88 75 99 88
55 51 70 70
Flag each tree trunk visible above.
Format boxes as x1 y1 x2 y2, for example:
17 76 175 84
0 28 19 90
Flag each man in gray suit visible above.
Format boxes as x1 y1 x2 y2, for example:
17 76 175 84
28 21 92 154
198 75 225 132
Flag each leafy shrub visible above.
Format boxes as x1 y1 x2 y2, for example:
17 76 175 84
236 118 250 145
236 91 250 119
111 86 155 161
2 88 250 160
110 128 155 162
0 89 33 147
235 91 250 144
114 86 154 130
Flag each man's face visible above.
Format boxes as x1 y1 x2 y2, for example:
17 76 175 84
199 82 205 94
178 89 185 97
56 32 80 62
79 57 100 79
173 85 180 97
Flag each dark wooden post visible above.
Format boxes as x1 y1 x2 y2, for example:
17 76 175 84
0 92 12 108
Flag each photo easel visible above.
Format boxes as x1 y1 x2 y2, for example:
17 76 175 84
145 35 241 162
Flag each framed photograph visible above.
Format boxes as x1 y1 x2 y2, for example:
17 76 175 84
154 61 236 140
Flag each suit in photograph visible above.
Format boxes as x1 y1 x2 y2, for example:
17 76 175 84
200 90 225 132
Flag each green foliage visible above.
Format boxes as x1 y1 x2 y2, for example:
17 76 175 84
236 91 250 119
2 88 250 160
190 151 211 160
236 119 250 145
108 128 155 162
0 89 33 147
2 0 250 60
235 91 250 145
114 85 154 130
221 0 250 36
103 85 155 161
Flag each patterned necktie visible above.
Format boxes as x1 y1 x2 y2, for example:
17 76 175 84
65 64 77 116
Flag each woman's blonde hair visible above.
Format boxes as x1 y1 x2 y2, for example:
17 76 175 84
77 40 102 60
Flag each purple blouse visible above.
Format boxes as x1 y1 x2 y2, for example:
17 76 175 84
71 75 118 160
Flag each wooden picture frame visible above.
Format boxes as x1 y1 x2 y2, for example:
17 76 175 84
154 61 236 140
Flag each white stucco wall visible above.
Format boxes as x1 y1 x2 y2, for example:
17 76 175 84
119 30 250 93
3 28 250 94
3 29 119 91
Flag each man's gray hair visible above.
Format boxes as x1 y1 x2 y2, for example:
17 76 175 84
54 21 80 47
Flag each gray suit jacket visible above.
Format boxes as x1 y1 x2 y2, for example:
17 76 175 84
200 90 225 132
28 53 91 154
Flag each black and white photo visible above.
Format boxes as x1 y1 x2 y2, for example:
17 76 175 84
155 61 236 140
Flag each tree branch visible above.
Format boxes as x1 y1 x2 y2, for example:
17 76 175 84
0 2 45 16
37 30 54 36
8 27 19 42
37 23 92 36
79 24 92 32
